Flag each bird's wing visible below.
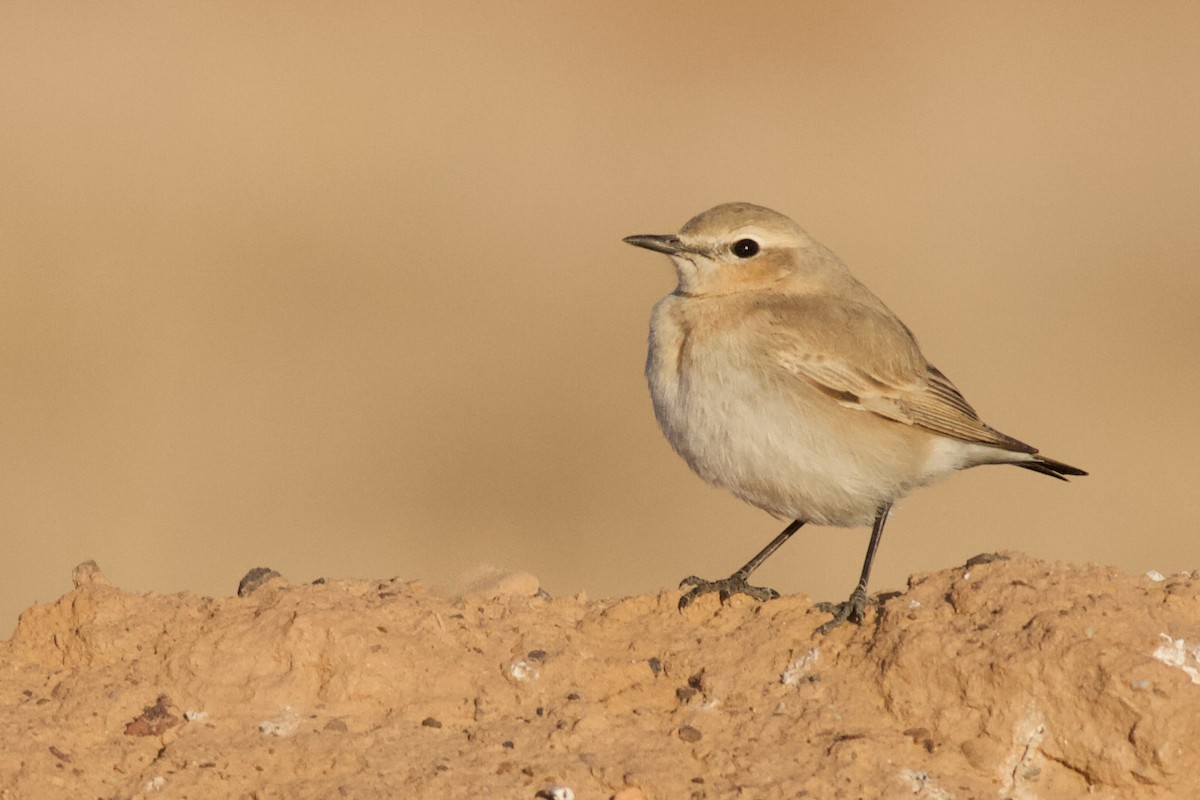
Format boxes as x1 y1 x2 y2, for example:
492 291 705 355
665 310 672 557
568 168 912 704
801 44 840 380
760 296 1035 453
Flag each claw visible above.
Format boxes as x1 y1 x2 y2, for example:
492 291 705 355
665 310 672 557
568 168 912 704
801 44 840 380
814 587 870 634
677 573 780 611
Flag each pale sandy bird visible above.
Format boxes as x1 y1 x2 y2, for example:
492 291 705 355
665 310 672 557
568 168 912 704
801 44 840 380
624 202 1086 633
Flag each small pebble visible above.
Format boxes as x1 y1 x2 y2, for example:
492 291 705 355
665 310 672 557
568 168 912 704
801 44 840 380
509 660 540 682
238 567 284 597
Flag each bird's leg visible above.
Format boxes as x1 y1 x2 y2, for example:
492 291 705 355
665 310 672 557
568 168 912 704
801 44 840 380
815 503 892 633
678 519 804 610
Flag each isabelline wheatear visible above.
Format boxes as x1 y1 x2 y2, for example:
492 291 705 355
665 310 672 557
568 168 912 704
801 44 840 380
624 202 1086 633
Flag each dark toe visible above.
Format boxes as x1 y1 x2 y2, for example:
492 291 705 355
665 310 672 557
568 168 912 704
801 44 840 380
814 589 869 634
676 574 780 610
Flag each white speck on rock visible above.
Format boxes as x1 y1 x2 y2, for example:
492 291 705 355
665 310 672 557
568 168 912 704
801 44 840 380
259 706 301 736
1153 634 1200 684
509 660 539 682
999 711 1046 800
1146 570 1166 582
898 768 955 798
781 648 820 686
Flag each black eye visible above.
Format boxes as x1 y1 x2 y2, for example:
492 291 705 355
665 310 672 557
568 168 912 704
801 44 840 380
732 238 759 258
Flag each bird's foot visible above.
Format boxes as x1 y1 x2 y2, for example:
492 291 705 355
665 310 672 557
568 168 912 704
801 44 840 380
813 586 870 634
677 572 780 610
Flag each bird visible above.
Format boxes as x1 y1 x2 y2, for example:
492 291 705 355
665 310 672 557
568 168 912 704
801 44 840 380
623 202 1086 633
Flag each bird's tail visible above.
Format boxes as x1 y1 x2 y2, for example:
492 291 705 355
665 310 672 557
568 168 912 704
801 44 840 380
1011 455 1088 481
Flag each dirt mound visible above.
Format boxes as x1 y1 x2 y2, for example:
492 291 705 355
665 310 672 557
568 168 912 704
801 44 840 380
2 554 1198 799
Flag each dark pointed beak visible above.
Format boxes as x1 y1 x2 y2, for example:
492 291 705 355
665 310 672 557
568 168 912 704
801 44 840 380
622 234 685 255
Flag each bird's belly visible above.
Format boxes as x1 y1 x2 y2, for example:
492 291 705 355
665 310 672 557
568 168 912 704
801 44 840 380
649 354 931 527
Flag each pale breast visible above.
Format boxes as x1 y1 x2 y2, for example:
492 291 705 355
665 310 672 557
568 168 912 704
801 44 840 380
646 294 936 527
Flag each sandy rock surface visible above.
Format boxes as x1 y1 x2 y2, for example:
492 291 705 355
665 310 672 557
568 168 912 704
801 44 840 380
3 554 1200 799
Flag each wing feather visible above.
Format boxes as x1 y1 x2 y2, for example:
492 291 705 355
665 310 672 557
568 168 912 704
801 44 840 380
758 295 1035 453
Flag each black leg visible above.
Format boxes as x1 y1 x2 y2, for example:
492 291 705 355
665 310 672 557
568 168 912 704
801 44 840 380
678 519 805 610
815 502 892 634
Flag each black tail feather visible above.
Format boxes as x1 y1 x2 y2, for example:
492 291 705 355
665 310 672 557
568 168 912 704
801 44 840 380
1011 456 1088 481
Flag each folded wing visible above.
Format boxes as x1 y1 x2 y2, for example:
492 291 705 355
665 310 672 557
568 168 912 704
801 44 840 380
760 295 1036 453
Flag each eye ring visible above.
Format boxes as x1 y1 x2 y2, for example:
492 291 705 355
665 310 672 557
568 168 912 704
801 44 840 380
731 238 760 259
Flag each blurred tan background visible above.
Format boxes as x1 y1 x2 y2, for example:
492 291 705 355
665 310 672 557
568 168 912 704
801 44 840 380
2 2 1197 635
